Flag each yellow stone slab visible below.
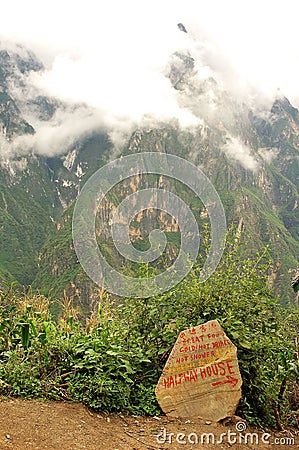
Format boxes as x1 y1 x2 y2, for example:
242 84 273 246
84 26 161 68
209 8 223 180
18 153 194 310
155 320 242 421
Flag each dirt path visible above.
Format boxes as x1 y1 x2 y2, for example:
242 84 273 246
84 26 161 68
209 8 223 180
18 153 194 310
0 399 297 450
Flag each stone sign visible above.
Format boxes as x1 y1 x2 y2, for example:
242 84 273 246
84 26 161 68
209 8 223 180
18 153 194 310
155 320 242 422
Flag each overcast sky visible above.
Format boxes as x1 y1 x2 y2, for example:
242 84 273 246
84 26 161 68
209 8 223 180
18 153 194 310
1 0 299 157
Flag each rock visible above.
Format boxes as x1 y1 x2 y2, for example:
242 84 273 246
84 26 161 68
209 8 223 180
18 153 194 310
221 415 245 426
177 23 188 33
155 320 242 421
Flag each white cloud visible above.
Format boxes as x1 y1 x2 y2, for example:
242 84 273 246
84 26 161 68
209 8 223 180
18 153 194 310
2 0 299 105
1 0 299 159
222 136 259 171
258 147 279 164
12 106 101 156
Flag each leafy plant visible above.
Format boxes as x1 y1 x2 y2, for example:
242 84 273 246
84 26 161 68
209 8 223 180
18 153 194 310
0 236 298 427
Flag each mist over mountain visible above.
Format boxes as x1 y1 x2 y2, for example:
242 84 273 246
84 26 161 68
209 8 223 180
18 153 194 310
0 21 298 308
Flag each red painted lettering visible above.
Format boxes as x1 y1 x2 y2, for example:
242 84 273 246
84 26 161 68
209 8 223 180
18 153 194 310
184 372 190 382
189 369 198 382
226 359 234 374
200 367 206 379
211 364 219 376
218 361 226 376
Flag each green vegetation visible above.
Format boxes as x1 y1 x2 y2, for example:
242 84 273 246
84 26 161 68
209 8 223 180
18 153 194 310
0 180 55 285
0 237 298 428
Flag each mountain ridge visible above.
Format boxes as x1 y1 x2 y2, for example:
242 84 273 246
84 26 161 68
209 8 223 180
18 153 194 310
0 42 297 307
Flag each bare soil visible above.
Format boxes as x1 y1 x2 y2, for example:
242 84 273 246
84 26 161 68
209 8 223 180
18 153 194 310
0 398 297 450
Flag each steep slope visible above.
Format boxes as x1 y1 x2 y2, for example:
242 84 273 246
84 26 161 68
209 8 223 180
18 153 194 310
0 44 113 285
0 41 298 307
35 121 298 307
34 44 299 307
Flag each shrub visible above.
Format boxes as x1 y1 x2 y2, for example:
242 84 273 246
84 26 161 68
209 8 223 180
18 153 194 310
0 238 298 427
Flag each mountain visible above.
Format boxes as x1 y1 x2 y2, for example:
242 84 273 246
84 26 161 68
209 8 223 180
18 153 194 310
0 43 113 286
0 41 298 308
